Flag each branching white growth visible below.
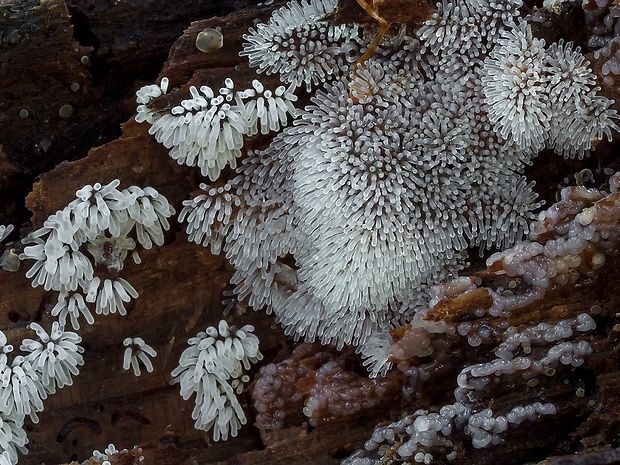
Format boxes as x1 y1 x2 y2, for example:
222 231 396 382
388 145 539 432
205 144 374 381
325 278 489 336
214 67 541 353
0 413 27 465
123 337 157 376
151 79 249 181
92 443 128 464
0 332 13 367
0 333 31 465
21 180 175 323
358 332 394 378
135 77 297 181
180 170 298 314
0 356 47 423
51 290 94 330
22 238 93 292
85 277 139 316
125 186 174 249
418 0 522 55
482 20 550 155
180 182 242 254
482 20 619 158
171 320 262 441
20 322 84 394
176 0 549 372
0 225 13 243
68 180 132 242
545 40 620 158
475 176 544 252
240 0 362 91
241 80 298 135
0 451 9 465
161 0 619 377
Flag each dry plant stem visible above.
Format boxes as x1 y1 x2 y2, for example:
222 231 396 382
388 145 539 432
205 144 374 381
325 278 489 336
355 0 389 65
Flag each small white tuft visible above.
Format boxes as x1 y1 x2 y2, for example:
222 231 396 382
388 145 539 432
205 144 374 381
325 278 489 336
0 356 47 423
240 0 361 91
545 40 620 158
171 320 262 441
122 337 157 376
51 291 94 330
242 80 298 135
135 79 297 181
482 20 550 155
0 414 27 465
20 322 84 394
20 180 175 327
85 277 139 316
0 225 13 243
482 20 619 159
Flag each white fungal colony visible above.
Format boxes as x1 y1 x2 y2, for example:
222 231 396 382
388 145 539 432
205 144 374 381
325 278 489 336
482 20 618 158
135 76 297 181
239 0 363 91
135 0 619 378
171 320 262 441
122 337 157 377
21 180 175 325
0 416 26 465
0 323 83 464
5 180 174 463
0 225 12 243
20 322 84 393
0 0 613 460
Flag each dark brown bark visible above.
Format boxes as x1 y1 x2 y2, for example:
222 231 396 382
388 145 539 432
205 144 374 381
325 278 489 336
1 1 620 465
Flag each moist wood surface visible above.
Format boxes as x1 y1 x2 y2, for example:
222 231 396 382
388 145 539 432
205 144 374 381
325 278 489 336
1 1 620 464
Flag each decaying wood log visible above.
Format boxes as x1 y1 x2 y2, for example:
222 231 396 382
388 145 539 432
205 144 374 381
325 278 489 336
0 0 260 227
1 1 620 465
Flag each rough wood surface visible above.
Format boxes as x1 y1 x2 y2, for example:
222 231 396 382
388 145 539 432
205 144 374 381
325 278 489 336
1 1 620 465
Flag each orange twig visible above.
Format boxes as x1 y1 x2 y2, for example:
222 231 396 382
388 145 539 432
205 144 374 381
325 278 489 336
355 0 389 66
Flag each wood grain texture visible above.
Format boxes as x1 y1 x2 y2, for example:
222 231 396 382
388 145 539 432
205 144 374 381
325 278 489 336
1 1 620 465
